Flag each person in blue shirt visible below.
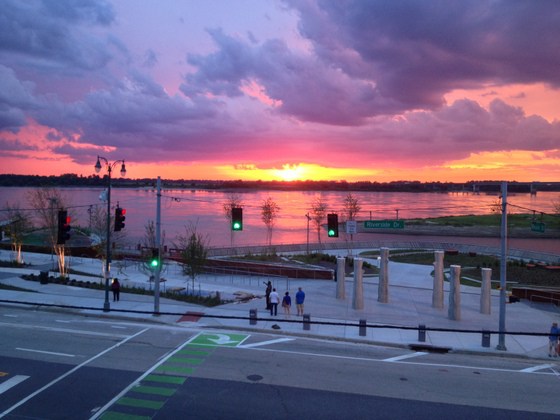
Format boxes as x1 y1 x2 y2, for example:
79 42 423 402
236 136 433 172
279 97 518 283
295 287 305 316
549 322 559 357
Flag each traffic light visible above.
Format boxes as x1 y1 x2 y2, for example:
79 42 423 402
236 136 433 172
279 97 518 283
150 248 160 268
57 210 71 245
231 207 243 231
114 207 126 231
327 213 339 237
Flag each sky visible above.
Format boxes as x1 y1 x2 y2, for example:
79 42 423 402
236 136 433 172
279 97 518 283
1 0 559 183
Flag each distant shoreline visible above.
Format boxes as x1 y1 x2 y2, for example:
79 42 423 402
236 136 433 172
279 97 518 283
1 174 559 193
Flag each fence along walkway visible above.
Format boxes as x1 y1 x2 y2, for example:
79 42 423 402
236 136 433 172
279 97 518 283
208 240 559 264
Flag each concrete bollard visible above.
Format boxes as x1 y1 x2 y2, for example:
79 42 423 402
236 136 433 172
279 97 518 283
336 257 346 299
378 248 389 303
303 314 311 330
418 324 426 342
432 250 444 309
448 265 461 321
480 268 492 314
359 319 367 336
352 258 364 309
482 330 491 348
249 309 257 325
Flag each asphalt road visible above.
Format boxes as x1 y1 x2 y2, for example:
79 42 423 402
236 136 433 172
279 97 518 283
1 308 559 419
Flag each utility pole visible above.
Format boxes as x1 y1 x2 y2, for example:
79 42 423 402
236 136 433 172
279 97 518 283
154 177 162 314
497 181 508 351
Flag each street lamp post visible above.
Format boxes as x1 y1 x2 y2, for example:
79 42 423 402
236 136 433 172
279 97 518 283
95 156 126 312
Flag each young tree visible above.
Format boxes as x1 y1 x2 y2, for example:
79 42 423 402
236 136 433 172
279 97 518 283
223 193 243 247
175 222 209 291
27 188 72 278
88 203 127 277
261 196 280 248
3 204 32 264
310 196 328 244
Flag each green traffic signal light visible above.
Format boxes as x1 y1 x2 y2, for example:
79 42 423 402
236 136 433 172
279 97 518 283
150 248 159 268
327 213 339 237
231 207 243 231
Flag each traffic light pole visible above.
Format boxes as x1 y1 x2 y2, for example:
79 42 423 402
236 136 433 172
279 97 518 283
94 156 126 313
497 181 508 350
103 173 112 312
154 176 162 315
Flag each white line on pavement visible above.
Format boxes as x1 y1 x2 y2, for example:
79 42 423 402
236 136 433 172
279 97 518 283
0 376 29 395
16 348 75 358
0 328 150 419
239 338 295 348
520 364 555 373
383 352 428 362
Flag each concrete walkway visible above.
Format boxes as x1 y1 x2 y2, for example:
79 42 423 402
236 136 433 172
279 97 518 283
0 249 558 360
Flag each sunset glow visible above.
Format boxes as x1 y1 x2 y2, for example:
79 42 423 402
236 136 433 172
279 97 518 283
1 1 559 183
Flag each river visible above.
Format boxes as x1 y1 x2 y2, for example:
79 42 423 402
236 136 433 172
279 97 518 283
1 187 558 248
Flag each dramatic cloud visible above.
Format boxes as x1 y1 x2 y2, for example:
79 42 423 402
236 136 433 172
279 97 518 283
0 0 558 181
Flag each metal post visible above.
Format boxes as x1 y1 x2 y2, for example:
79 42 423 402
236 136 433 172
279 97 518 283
359 319 367 336
103 167 112 312
303 314 310 330
95 156 126 313
418 324 426 342
250 309 257 325
497 181 508 351
154 176 162 314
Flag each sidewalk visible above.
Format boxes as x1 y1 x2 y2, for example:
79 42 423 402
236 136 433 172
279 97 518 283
0 249 558 360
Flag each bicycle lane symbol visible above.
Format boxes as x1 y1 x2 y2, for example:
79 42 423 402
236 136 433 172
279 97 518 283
189 333 250 347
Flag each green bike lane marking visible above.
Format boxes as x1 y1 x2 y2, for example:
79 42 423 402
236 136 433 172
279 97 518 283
98 332 249 420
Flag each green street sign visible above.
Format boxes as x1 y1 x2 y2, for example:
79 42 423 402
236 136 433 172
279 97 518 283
531 222 545 233
364 220 405 229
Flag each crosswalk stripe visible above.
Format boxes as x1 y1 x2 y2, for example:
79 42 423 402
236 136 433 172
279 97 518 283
0 375 29 394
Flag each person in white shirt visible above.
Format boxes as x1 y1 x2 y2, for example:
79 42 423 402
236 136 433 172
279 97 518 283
269 288 280 316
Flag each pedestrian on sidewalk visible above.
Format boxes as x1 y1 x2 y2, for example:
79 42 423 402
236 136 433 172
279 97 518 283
264 280 272 310
269 288 280 316
282 291 291 317
111 278 120 302
549 322 559 357
295 287 305 316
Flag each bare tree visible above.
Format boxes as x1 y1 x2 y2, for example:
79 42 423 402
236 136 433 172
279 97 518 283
88 204 127 276
175 222 209 291
310 196 328 244
223 193 243 246
343 192 361 236
27 188 73 277
261 197 280 247
3 204 32 264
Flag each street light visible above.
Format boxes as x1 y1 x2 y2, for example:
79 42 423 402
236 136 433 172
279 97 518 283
95 156 126 312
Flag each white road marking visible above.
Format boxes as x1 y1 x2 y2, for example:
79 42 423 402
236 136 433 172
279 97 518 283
55 320 71 323
3 315 17 318
0 328 150 418
383 352 428 362
0 321 128 338
0 375 29 395
520 364 555 373
16 348 75 358
239 338 295 348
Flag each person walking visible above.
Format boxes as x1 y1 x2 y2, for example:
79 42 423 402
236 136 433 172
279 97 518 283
264 281 272 310
295 287 305 316
549 322 559 357
282 291 292 317
111 278 120 302
269 288 280 316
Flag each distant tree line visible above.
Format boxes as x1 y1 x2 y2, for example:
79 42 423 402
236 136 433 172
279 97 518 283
0 174 558 192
